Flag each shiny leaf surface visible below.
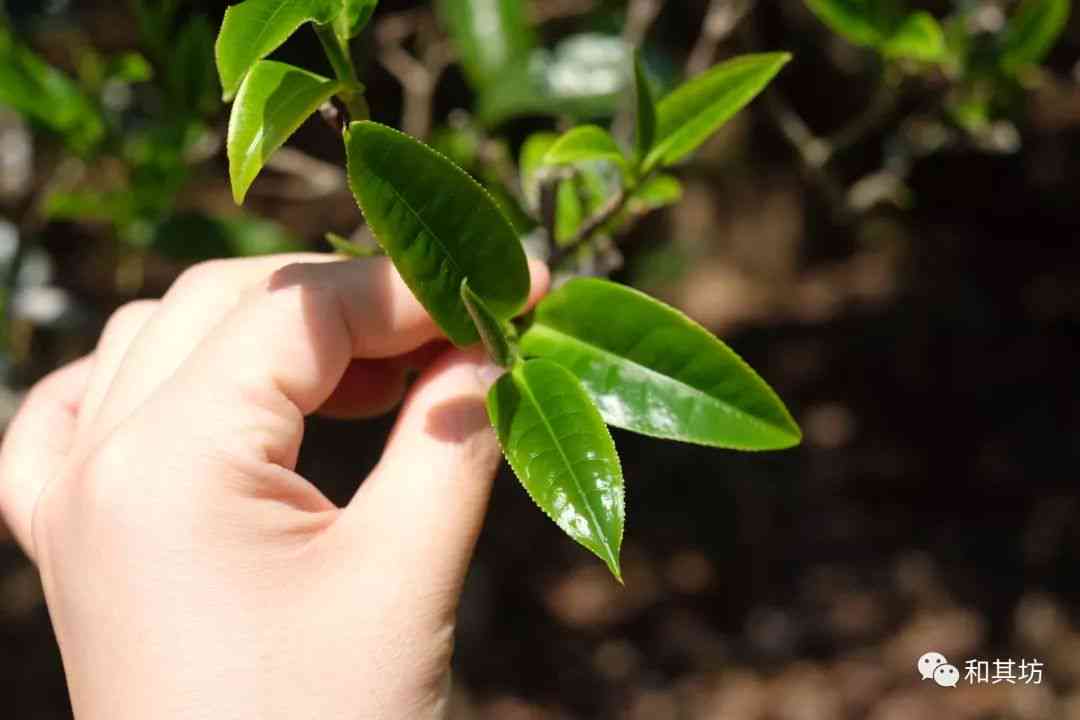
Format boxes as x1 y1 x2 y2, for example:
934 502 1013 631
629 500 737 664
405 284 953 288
487 359 624 579
335 0 378 39
214 0 340 100
345 121 531 345
520 278 802 450
227 61 341 204
643 52 790 172
438 0 535 89
543 125 629 177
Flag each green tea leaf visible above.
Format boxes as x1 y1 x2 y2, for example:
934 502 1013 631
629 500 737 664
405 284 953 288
543 125 629 176
227 60 341 204
643 52 790 172
805 0 893 47
555 163 618 245
438 0 536 89
487 358 624 579
629 174 683 211
520 278 802 450
0 28 104 153
215 0 340 100
634 52 657 162
335 0 378 40
462 279 517 368
807 2 948 62
1000 0 1071 72
555 180 586 246
882 12 947 61
345 121 531 346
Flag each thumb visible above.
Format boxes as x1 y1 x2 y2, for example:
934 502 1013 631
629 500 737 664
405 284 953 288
340 347 505 594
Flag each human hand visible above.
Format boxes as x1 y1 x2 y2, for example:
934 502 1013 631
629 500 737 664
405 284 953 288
0 254 549 719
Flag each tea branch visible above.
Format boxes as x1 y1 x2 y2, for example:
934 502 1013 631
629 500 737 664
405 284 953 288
548 184 632 268
313 23 370 121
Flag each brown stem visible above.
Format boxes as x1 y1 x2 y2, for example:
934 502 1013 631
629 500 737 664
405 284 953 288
375 10 454 139
686 0 756 76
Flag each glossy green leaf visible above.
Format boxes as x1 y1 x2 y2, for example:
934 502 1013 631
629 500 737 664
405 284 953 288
882 12 947 62
214 0 340 100
462 279 516 368
335 0 378 39
487 183 537 236
543 125 629 176
643 52 790 173
345 121 531 346
634 52 657 162
479 34 632 125
1000 0 1071 72
227 60 341 204
0 28 104 153
438 0 536 89
487 359 624 579
520 278 802 450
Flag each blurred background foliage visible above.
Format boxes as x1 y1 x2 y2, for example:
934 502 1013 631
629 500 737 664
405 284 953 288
2 1 1080 718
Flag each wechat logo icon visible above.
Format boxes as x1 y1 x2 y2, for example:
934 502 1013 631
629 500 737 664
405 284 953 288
918 651 959 687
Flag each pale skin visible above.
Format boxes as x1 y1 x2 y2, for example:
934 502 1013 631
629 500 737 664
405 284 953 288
0 254 550 720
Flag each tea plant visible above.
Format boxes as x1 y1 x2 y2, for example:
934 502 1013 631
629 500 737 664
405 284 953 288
215 0 803 580
805 0 1071 134
0 1 301 282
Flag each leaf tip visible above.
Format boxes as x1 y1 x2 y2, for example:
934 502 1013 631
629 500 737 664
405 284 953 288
230 178 249 206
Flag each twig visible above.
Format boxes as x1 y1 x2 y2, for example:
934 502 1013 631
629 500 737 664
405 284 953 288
829 71 900 156
548 186 631 267
313 23 370 121
623 0 663 47
686 0 755 76
375 10 454 139
762 91 849 214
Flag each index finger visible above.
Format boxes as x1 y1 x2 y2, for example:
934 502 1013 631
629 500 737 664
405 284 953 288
82 256 450 452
